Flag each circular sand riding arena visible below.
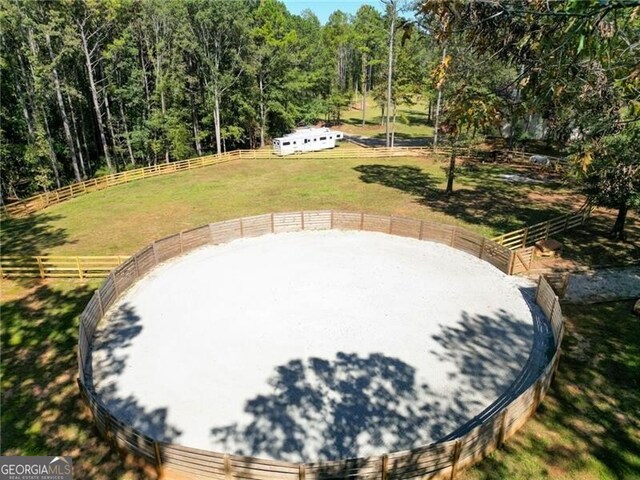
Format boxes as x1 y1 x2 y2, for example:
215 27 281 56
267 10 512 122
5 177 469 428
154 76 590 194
87 216 553 465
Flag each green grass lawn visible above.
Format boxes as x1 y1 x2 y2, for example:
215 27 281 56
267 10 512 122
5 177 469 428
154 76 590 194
2 278 638 479
339 95 434 140
1 155 579 256
462 301 640 480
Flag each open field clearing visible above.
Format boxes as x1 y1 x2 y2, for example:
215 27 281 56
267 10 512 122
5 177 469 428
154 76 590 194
1 155 580 257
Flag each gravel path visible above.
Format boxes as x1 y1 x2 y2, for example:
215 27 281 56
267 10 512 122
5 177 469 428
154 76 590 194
563 266 640 304
91 230 549 462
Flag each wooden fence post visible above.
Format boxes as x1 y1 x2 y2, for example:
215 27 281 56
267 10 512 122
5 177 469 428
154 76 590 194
179 232 184 253
154 441 163 475
133 255 140 278
419 220 425 240
381 453 389 480
507 251 515 276
450 440 462 480
224 454 233 480
96 289 104 317
76 257 84 279
360 212 364 230
521 227 529 248
301 211 305 230
330 211 334 230
240 218 245 237
533 379 543 413
479 237 486 259
36 257 45 279
152 242 159 265
450 226 457 247
298 464 306 480
497 410 508 447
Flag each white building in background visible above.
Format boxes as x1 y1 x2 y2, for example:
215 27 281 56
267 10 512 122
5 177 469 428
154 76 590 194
272 127 344 156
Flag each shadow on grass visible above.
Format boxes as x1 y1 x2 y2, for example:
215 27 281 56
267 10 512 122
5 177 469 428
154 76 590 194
354 164 573 233
465 301 640 479
0 213 69 257
0 281 166 479
555 210 640 266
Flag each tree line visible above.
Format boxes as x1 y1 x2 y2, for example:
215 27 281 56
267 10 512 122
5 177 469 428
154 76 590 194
2 0 637 238
1 0 433 199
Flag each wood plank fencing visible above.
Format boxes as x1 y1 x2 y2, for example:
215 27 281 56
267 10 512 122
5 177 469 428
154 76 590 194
76 211 564 480
491 203 592 250
0 148 427 217
0 255 129 279
2 146 567 218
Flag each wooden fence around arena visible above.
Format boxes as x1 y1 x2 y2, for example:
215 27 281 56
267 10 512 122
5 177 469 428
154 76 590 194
76 211 564 480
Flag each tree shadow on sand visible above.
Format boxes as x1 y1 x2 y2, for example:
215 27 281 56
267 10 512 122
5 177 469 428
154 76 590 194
209 298 552 463
88 302 182 443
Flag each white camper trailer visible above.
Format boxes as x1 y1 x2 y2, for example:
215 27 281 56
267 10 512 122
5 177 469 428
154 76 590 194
272 127 344 156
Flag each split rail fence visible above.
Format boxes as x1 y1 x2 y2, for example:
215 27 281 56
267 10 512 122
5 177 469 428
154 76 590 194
0 256 129 279
77 211 564 480
1 148 425 217
491 203 592 250
2 146 566 218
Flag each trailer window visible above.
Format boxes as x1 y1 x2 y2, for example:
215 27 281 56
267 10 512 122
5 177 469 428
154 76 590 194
320 136 326 140
283 141 291 146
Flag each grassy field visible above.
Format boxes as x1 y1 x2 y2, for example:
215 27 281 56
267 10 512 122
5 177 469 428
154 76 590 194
2 277 638 479
1 154 581 257
2 148 638 478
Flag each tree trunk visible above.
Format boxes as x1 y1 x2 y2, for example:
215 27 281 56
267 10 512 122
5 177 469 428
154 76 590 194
259 74 266 148
78 107 92 174
103 90 122 167
79 24 112 170
67 93 87 178
46 33 81 182
213 91 222 155
385 1 396 148
610 203 628 240
361 52 367 127
191 94 202 156
445 146 457 195
15 80 35 141
433 47 447 150
41 107 61 189
391 101 397 148
119 100 136 166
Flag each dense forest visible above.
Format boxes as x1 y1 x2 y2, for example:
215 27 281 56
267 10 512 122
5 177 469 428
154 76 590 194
1 0 436 198
1 0 638 235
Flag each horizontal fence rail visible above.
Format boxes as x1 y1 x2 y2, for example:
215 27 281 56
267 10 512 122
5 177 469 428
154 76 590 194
2 146 566 217
0 256 129 279
0 148 427 217
491 204 592 250
77 211 564 480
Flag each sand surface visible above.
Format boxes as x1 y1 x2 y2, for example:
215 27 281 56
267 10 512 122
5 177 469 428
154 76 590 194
92 230 545 462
